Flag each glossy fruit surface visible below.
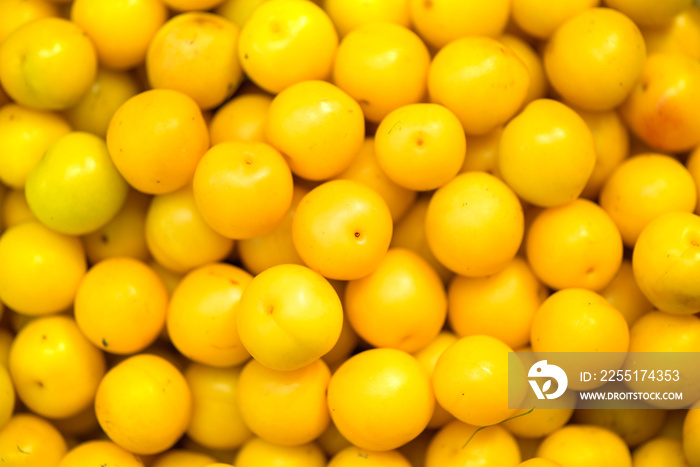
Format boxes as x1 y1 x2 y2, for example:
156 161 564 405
167 263 252 367
345 248 447 352
632 212 700 314
0 221 86 315
292 180 392 280
147 12 242 109
498 99 595 207
107 89 209 194
237 264 343 370
0 18 97 109
95 354 192 455
545 8 646 111
26 131 129 235
75 258 168 354
193 141 293 239
265 80 364 181
328 348 434 451
428 36 529 135
425 172 523 277
238 0 337 93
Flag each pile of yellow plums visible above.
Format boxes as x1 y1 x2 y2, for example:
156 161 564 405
0 0 700 466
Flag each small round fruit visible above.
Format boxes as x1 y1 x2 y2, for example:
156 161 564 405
600 154 696 247
544 7 646 111
537 425 632 467
448 257 546 349
9 316 106 418
95 354 192 455
209 93 272 145
0 221 86 315
498 99 596 207
600 260 653 326
499 34 548 106
428 36 529 135
333 138 416 222
185 363 252 450
328 348 434 451
577 107 630 200
530 288 630 354
345 248 447 352
26 131 129 235
634 438 691 467
604 0 691 28
526 199 623 291
71 0 167 70
238 0 337 93
0 18 97 109
237 264 343 371
64 69 141 139
620 53 700 153
0 104 71 189
167 263 252 367
145 185 234 273
328 446 412 467
332 23 430 123
234 438 326 467
426 421 521 467
75 258 168 354
238 359 330 446
324 0 410 38
147 12 242 109
625 313 700 405
265 80 364 181
0 414 67 467
193 141 293 239
643 6 700 60
292 180 393 280
82 190 151 264
107 89 209 194
511 0 599 39
432 335 520 427
425 172 523 277
374 104 466 191
0 0 58 44
628 311 700 353
59 441 145 467
409 0 510 49
632 212 700 314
